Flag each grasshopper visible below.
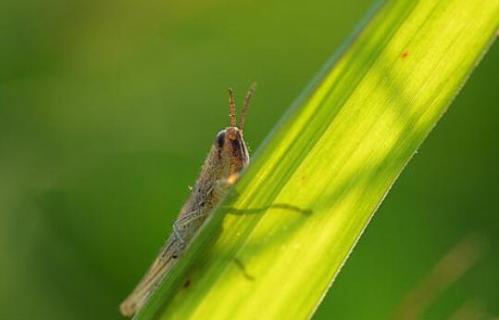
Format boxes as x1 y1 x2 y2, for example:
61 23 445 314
120 84 256 317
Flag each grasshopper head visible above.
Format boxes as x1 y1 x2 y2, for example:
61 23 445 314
213 83 256 178
215 127 249 177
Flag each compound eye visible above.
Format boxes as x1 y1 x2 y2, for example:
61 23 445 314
215 130 226 148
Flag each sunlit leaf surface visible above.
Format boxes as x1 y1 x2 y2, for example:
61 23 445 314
136 0 499 319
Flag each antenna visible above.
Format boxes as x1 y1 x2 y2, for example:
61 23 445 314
239 82 257 131
228 88 236 127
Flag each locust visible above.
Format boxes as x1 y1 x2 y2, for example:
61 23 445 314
120 84 256 317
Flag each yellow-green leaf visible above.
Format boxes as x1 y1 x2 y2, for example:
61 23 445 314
136 0 499 319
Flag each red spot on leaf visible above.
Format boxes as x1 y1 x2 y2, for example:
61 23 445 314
401 50 409 59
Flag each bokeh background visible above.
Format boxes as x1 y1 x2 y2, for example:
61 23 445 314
0 0 497 319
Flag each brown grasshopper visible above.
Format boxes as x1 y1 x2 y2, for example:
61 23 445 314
120 84 256 317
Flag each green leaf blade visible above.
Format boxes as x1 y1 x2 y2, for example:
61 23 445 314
137 0 499 319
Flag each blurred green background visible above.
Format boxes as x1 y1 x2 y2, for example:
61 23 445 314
0 0 497 319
